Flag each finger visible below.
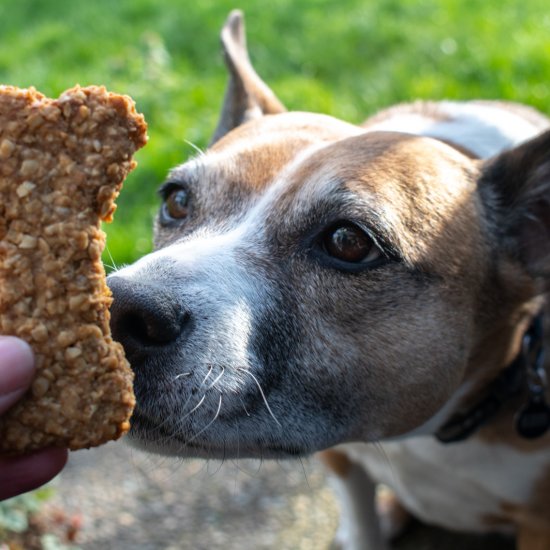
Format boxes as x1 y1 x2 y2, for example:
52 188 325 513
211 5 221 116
0 336 35 415
0 447 68 501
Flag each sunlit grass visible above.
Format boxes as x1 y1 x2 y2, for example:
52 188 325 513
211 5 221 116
2 0 549 266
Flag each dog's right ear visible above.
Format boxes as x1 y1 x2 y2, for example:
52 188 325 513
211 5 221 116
479 128 550 284
210 10 286 145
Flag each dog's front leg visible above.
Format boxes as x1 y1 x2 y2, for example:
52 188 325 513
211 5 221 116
517 526 550 550
319 449 387 550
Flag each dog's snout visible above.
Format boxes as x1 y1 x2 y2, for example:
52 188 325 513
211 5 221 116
108 275 189 357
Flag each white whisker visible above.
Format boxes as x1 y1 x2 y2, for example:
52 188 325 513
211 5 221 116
170 365 218 428
239 397 251 417
186 393 223 444
200 364 214 387
104 244 118 273
205 367 225 390
237 368 282 428
184 139 206 157
178 394 207 423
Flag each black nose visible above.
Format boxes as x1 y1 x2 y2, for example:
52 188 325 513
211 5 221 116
108 275 189 358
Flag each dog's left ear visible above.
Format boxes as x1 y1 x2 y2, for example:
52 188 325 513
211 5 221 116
480 129 550 280
210 10 286 145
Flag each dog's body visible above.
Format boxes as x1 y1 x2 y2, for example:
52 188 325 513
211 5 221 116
108 12 550 550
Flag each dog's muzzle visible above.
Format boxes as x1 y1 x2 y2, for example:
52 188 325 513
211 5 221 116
107 275 190 361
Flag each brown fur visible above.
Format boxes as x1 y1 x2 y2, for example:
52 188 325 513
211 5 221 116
517 529 550 550
319 448 354 478
202 12 550 543
503 467 550 535
112 11 550 549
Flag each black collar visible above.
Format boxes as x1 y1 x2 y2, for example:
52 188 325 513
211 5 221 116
435 315 550 444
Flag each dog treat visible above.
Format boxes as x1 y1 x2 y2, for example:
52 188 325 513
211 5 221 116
0 85 147 453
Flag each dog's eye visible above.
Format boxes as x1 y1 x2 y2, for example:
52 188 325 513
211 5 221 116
321 223 382 264
164 188 189 220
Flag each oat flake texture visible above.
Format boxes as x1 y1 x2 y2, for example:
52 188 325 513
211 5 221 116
0 85 147 453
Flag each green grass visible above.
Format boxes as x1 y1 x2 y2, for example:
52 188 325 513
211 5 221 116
1 0 550 267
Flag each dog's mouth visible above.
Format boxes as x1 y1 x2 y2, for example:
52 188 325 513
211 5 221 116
128 410 216 456
128 409 307 459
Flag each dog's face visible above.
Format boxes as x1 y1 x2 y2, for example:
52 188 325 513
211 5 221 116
109 113 489 458
109 14 550 459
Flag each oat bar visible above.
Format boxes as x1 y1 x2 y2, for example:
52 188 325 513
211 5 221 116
0 85 147 453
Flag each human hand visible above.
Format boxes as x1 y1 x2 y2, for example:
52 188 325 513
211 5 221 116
0 336 68 500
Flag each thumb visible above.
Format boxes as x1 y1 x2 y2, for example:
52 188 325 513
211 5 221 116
0 337 35 415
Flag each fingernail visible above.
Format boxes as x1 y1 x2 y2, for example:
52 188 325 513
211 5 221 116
0 336 35 396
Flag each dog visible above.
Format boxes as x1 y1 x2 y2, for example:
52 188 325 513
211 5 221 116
107 10 550 550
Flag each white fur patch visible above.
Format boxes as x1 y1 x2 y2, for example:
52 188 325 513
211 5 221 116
366 101 548 158
116 227 264 399
342 438 550 533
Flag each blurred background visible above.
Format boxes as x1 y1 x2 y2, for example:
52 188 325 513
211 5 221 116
0 0 548 547
2 0 549 268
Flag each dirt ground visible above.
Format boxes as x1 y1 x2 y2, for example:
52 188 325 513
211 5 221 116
40 440 516 549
